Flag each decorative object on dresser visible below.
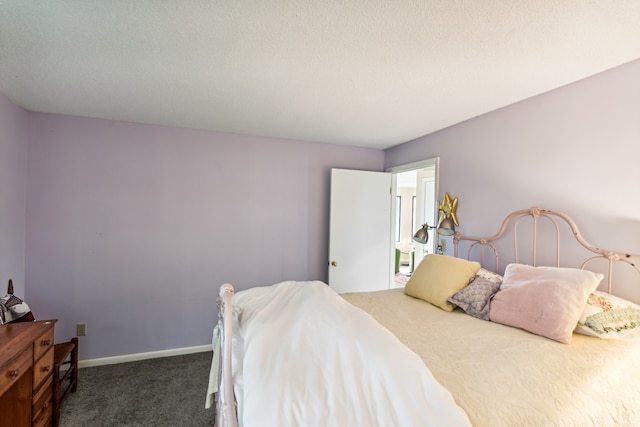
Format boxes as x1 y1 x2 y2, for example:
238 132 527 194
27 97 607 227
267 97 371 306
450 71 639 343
52 337 78 427
0 319 57 426
0 279 35 324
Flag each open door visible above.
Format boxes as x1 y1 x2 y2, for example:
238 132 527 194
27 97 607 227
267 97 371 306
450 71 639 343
328 169 392 293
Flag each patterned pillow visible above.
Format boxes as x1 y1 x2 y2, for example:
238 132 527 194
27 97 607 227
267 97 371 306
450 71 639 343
476 267 504 284
574 291 640 341
448 268 503 320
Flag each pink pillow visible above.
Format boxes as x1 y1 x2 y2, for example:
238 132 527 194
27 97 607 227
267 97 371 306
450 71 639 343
489 264 603 344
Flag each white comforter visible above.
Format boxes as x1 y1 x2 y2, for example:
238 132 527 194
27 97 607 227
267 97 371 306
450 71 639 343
230 281 471 427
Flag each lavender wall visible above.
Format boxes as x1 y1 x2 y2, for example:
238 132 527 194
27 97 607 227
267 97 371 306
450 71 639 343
386 59 640 303
25 115 383 359
5 59 639 360
0 95 28 297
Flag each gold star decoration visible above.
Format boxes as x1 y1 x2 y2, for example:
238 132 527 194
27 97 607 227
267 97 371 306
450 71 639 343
439 192 459 226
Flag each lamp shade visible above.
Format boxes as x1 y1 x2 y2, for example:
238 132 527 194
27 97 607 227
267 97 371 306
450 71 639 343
437 217 456 236
412 224 431 244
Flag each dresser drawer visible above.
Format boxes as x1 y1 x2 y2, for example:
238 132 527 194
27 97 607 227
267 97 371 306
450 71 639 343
32 387 53 427
32 374 53 426
33 346 54 390
0 347 32 397
33 373 52 408
33 404 53 427
34 328 54 361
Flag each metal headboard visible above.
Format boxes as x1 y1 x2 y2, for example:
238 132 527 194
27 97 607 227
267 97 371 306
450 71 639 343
453 207 640 293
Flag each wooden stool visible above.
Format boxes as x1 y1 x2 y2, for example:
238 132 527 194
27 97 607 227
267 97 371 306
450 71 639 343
52 337 78 427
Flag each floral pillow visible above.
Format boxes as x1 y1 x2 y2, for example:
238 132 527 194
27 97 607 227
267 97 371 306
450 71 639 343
476 267 503 284
574 291 640 341
447 268 503 320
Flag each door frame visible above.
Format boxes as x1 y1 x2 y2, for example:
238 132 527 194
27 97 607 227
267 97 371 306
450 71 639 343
386 158 440 284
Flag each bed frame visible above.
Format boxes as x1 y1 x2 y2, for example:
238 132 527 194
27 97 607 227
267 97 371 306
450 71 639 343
212 207 640 426
214 283 237 427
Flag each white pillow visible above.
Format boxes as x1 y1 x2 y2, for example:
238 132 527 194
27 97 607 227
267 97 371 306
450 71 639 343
574 291 640 341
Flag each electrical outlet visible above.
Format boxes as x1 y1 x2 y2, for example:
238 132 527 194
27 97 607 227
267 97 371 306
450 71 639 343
76 323 87 336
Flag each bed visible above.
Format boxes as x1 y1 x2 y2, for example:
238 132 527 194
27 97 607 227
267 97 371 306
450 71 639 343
207 207 640 426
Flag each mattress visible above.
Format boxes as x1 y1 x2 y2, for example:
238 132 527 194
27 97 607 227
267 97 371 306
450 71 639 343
342 288 640 427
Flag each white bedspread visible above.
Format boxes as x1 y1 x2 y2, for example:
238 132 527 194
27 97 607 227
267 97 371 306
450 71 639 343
229 281 471 427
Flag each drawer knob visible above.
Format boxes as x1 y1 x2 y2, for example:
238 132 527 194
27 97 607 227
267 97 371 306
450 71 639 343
8 369 20 378
41 365 51 373
41 339 51 346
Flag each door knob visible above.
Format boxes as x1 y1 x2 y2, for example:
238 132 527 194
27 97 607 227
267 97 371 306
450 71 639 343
330 260 338 267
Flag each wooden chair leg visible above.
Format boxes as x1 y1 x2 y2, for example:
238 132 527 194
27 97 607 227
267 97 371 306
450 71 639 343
70 337 78 392
52 338 79 427
52 349 63 427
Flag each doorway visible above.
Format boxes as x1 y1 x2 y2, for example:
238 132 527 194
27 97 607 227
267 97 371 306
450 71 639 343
388 158 439 288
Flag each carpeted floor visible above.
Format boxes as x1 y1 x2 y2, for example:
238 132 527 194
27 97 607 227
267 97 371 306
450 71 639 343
60 351 215 427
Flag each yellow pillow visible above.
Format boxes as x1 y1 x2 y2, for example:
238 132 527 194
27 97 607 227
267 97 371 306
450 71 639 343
405 254 481 311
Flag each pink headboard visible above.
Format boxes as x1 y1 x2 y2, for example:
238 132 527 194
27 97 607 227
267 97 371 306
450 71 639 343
453 207 640 294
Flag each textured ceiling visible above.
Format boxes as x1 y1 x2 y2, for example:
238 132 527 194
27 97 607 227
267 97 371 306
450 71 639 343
1 1 639 149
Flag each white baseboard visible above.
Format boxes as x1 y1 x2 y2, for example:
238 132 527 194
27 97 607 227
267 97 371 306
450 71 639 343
78 344 212 368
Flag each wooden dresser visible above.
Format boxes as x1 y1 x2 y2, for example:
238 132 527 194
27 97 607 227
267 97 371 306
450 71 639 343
0 320 57 427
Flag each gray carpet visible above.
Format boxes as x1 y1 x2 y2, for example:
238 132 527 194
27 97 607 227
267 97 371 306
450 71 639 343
60 351 215 427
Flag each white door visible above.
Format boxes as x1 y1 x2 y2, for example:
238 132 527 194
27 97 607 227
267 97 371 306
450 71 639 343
328 169 392 293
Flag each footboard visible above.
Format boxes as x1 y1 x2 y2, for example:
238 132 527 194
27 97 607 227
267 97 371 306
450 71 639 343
214 283 238 427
